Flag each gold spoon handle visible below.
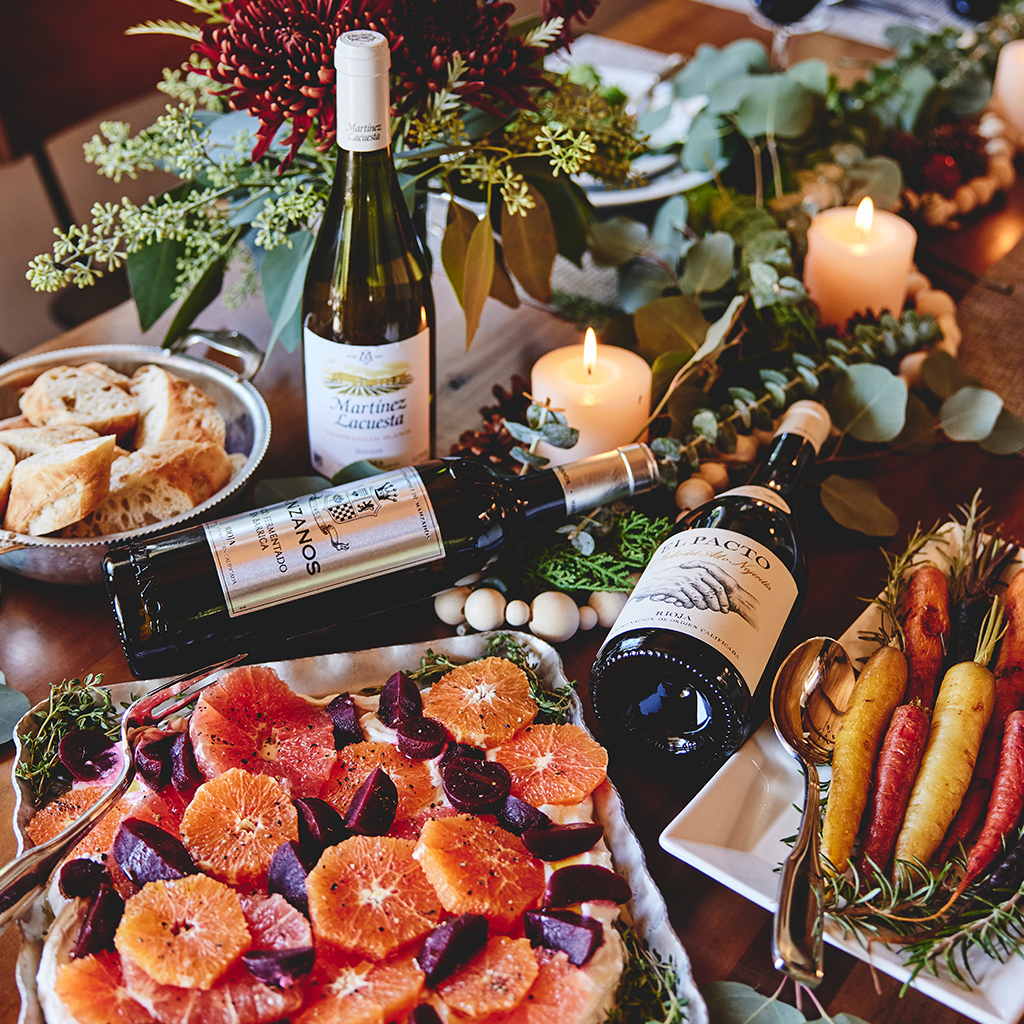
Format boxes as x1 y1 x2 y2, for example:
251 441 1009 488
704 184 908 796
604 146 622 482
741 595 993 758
772 761 825 987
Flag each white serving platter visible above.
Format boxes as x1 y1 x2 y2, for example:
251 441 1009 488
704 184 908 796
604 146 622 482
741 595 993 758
660 530 1024 1024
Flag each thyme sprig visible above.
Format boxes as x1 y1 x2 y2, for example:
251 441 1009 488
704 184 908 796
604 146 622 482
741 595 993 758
605 918 687 1024
14 675 116 807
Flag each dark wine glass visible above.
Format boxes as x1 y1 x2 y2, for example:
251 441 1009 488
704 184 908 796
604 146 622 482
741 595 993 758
750 0 824 68
948 0 998 20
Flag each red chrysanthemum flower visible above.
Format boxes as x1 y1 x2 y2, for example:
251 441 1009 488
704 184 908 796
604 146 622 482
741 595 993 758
542 0 600 43
193 0 390 167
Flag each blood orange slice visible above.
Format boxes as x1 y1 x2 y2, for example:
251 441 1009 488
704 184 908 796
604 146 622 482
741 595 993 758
114 874 250 990
53 950 154 1024
189 665 335 797
486 949 598 1024
180 767 299 890
306 835 443 961
320 741 437 823
414 814 545 931
490 724 608 806
437 935 539 1018
296 950 425 1024
422 658 537 747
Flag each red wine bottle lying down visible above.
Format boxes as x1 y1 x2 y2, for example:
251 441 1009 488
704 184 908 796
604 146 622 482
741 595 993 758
104 445 659 678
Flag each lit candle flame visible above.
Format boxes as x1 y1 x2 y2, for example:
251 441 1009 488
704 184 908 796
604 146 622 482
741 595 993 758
855 197 874 236
583 327 597 377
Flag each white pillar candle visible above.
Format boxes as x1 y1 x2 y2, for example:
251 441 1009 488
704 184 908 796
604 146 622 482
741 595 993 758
530 329 652 466
803 198 917 330
994 39 1024 136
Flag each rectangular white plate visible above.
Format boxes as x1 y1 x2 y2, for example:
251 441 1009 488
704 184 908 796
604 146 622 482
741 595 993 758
660 530 1024 1024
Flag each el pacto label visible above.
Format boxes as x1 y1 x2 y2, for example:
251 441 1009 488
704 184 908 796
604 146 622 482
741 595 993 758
601 527 798 693
204 467 443 616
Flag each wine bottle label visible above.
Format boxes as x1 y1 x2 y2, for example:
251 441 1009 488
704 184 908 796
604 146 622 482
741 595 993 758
601 527 798 694
304 327 431 476
718 484 791 514
204 466 444 616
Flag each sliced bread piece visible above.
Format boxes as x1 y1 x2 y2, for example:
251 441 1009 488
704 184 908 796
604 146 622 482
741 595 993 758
0 443 13 517
66 440 233 537
130 365 226 448
78 361 134 392
19 366 139 436
3 435 116 536
0 424 100 461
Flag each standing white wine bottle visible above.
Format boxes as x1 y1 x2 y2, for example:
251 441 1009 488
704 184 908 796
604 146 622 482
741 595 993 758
589 400 832 776
303 30 435 477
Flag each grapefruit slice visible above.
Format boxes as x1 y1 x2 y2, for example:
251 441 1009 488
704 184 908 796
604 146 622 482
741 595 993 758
320 741 437 823
295 950 425 1024
422 658 537 747
490 724 608 806
114 874 251 990
437 935 540 1018
486 949 599 1024
189 665 335 797
180 767 299 890
53 950 154 1024
414 814 545 931
306 835 443 961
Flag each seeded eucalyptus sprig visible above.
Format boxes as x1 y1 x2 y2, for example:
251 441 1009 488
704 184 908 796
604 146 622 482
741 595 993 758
502 398 579 473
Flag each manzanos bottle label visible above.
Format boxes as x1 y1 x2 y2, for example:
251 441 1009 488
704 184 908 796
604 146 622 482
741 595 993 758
601 527 798 693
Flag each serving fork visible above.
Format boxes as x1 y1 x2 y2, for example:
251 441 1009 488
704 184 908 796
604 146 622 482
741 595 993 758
0 656 244 935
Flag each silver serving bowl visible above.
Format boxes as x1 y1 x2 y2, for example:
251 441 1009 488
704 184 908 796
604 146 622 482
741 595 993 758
0 333 271 585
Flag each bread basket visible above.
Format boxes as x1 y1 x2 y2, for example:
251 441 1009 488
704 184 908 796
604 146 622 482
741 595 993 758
0 334 271 585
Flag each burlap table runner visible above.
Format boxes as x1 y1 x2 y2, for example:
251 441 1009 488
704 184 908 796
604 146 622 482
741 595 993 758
952 238 1024 418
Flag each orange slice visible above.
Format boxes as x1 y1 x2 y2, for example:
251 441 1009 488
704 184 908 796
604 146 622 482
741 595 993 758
437 936 540 1019
307 834 443 961
414 813 545 931
296 950 425 1024
114 874 251 990
180 766 299 889
422 657 537 747
190 665 336 797
320 741 437 822
486 949 598 1024
54 950 154 1024
490 724 608 805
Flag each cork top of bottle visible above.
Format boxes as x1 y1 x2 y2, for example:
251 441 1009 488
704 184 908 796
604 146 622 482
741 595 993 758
774 400 831 454
336 30 391 76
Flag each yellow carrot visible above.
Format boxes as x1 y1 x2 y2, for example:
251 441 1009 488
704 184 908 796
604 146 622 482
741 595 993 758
821 645 907 873
894 598 1004 869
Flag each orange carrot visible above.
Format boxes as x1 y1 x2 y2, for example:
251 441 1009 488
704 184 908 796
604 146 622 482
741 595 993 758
902 566 950 709
857 702 930 877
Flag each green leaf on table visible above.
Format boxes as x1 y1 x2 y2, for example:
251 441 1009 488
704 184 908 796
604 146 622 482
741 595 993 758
651 194 689 267
651 350 688 400
921 349 977 400
826 362 907 443
129 236 186 331
741 229 791 271
441 201 479 304
673 39 769 99
682 111 729 173
734 75 817 139
980 408 1024 455
618 261 674 314
588 217 648 267
892 390 938 456
463 216 497 349
635 294 709 359
844 156 903 211
704 981 804 1024
0 673 31 744
667 385 713 438
540 423 579 449
160 254 227 349
940 386 1003 442
680 231 734 296
895 64 939 133
504 420 544 445
693 409 719 444
820 475 899 536
748 261 780 308
785 58 829 96
501 184 556 303
261 228 314 353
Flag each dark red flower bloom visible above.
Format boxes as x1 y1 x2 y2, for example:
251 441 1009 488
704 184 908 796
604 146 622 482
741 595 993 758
542 0 599 43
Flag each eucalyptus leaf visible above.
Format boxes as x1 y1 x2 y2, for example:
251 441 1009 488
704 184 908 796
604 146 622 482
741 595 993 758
748 261 779 308
785 58 829 96
261 228 314 352
571 531 596 555
921 349 977 400
588 217 648 267
892 390 938 456
693 409 719 443
844 156 903 211
463 216 496 348
634 294 710 359
704 981 805 1024
682 111 728 173
673 39 769 99
504 420 544 445
699 295 746 362
511 446 548 467
651 350 689 400
734 75 817 139
0 676 30 744
980 408 1024 455
741 229 791 270
618 261 675 314
820 475 899 536
501 184 556 302
895 64 939 133
826 362 907 443
540 422 579 448
651 194 689 266
940 386 1003 442
651 436 682 460
679 231 734 296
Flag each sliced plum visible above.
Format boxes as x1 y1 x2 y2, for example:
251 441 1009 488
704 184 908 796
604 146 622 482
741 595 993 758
111 817 196 886
59 858 110 900
379 671 422 727
521 822 604 861
418 913 489 987
170 731 205 794
542 864 631 908
397 717 447 760
343 766 398 835
440 757 511 814
242 946 316 988
133 731 176 790
439 742 485 767
326 693 363 748
268 840 312 916
293 797 348 859
524 909 605 966
58 729 119 782
72 883 124 958
497 794 551 836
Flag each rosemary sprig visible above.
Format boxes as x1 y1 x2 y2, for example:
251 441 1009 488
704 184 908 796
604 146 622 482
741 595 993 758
405 649 465 686
14 674 116 807
605 918 687 1024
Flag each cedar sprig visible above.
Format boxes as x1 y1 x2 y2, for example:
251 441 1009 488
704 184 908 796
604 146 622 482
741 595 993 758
604 918 687 1024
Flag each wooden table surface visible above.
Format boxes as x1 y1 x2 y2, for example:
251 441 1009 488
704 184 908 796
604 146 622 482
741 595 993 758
3 2 1024 1022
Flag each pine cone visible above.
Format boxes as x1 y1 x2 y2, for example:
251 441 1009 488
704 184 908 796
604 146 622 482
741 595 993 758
450 412 518 469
